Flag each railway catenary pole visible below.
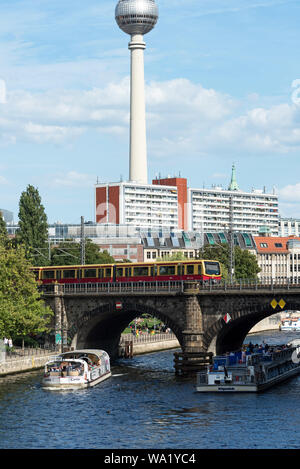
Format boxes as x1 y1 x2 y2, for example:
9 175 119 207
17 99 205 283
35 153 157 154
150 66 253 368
80 216 85 265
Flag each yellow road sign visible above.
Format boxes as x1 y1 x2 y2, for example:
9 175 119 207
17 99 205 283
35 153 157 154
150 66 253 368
271 298 286 309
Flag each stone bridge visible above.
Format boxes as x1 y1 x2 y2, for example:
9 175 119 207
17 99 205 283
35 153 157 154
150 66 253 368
41 280 300 364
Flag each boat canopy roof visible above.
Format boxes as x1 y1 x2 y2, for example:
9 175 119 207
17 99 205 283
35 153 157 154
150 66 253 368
60 349 109 360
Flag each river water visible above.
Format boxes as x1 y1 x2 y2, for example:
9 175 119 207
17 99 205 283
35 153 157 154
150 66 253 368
0 330 300 450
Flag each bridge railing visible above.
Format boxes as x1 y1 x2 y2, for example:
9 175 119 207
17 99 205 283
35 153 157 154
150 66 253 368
39 281 185 295
39 278 300 295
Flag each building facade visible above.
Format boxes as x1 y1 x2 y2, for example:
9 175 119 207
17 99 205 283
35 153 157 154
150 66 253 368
278 218 300 237
95 167 279 237
95 179 188 231
253 236 300 284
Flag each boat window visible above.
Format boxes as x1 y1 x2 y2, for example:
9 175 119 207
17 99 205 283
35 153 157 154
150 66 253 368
159 265 176 275
42 270 55 279
84 269 97 278
133 266 149 276
62 269 76 279
204 262 220 275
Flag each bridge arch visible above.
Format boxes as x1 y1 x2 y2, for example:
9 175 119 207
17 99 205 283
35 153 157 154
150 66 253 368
205 300 300 355
67 299 184 359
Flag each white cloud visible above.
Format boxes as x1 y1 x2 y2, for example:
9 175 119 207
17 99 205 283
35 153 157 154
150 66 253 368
0 76 300 158
0 79 6 104
52 171 95 188
279 183 300 202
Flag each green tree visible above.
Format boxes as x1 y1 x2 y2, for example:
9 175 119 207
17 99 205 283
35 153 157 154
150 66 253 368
17 185 49 266
234 247 261 279
0 211 8 245
157 252 185 261
50 240 115 266
200 244 260 280
0 243 53 340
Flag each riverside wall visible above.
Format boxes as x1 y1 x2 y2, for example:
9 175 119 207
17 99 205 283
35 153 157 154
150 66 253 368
0 353 54 377
118 338 180 357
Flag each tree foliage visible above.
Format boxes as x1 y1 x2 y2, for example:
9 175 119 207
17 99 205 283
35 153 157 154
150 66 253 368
0 211 8 245
0 243 53 340
200 244 260 280
17 185 49 266
50 240 115 266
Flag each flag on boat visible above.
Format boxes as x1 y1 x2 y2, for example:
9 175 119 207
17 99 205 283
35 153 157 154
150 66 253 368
116 301 123 310
223 313 232 324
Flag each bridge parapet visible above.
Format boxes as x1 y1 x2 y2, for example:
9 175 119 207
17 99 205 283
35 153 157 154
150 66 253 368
39 279 300 297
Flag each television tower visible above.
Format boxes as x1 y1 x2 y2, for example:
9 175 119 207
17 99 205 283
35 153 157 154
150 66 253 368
115 0 159 184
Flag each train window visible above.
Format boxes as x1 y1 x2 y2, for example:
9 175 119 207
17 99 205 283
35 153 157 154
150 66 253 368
98 269 104 279
159 265 175 275
124 268 131 277
84 269 97 278
133 266 149 276
204 262 220 275
116 268 123 278
42 270 55 279
186 265 194 275
62 270 76 279
105 268 112 278
177 264 184 276
150 265 158 277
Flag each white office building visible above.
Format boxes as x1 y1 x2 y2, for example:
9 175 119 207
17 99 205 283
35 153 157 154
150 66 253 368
278 218 300 237
188 165 279 236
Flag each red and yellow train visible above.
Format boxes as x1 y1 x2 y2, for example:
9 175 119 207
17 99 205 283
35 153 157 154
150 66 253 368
33 259 221 285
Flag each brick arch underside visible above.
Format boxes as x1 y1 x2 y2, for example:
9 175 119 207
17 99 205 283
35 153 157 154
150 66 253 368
68 302 184 359
203 300 300 355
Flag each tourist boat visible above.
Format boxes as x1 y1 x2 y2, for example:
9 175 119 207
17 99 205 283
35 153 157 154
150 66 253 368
196 342 300 393
42 349 111 390
280 317 300 331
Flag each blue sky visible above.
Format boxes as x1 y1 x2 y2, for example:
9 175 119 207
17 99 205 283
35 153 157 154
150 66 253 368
0 0 300 223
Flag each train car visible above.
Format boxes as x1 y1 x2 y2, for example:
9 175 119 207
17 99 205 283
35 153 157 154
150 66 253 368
32 259 221 285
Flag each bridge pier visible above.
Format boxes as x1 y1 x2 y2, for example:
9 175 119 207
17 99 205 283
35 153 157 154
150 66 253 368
174 283 212 375
53 285 68 353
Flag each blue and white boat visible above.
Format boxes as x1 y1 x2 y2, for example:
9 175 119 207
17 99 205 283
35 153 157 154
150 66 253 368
42 349 111 390
196 342 300 393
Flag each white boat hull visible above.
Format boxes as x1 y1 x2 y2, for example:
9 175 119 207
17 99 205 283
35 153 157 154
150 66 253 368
43 371 112 390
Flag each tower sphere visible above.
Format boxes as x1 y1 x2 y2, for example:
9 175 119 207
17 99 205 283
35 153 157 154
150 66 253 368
115 0 158 35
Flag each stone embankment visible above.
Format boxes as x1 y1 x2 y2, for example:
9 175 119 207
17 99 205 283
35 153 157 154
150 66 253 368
119 332 179 357
0 350 55 377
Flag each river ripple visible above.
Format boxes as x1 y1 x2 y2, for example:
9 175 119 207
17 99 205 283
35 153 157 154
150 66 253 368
0 330 300 449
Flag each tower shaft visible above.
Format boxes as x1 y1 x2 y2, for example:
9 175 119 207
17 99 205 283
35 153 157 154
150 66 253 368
129 34 148 184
